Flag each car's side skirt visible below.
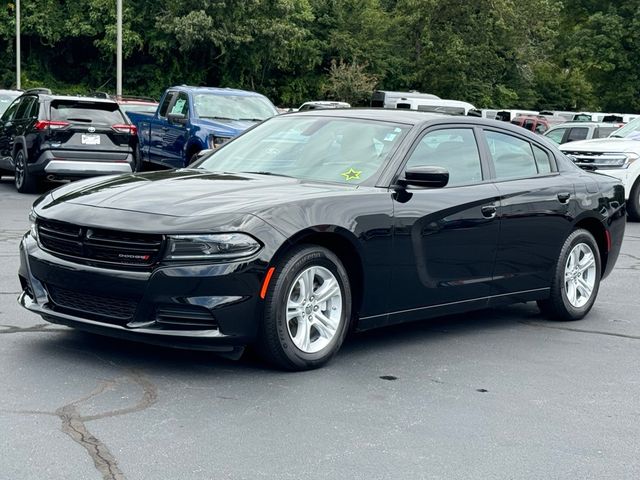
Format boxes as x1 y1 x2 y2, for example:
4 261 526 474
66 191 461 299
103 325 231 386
356 287 550 331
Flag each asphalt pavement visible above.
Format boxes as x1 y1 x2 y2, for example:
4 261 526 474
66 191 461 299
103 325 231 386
1 177 639 480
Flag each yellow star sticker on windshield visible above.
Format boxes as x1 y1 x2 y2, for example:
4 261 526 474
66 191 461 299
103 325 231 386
341 168 362 181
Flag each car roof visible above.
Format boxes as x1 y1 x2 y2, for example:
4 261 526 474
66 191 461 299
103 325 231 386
170 85 267 97
21 93 119 104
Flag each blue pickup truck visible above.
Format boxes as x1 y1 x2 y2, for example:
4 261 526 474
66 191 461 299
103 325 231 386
127 86 278 169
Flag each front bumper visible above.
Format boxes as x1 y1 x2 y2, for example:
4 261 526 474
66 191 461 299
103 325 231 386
18 233 264 351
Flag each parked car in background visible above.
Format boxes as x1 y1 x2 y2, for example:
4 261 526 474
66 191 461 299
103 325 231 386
395 98 477 116
0 89 22 116
495 110 539 122
0 88 138 193
510 115 550 134
545 122 622 145
127 85 278 170
115 96 159 116
561 117 640 220
371 90 440 108
20 110 625 370
298 101 350 111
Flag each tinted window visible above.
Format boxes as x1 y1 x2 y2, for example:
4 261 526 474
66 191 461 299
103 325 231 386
567 128 588 142
158 92 175 117
523 119 535 131
533 145 552 174
485 130 538 180
50 101 125 124
169 92 189 116
15 97 37 120
198 116 409 185
545 128 566 144
406 128 483 186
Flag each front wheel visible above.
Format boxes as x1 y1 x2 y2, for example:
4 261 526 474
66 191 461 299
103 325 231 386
258 245 352 370
537 229 601 321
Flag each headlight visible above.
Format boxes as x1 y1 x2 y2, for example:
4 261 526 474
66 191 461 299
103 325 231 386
208 135 232 149
29 211 38 241
164 233 261 260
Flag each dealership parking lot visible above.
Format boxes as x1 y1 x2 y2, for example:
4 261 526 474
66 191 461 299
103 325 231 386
1 178 639 479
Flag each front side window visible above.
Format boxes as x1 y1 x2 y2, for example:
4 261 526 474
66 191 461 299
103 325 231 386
197 116 409 185
485 130 541 180
406 128 483 186
170 93 189 116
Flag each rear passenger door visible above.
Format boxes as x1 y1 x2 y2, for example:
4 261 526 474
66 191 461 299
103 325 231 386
481 129 575 298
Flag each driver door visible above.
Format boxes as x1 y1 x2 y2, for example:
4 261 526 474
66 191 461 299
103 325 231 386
388 126 501 325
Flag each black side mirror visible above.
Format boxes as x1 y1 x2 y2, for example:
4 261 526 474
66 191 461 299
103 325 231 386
167 113 187 125
399 166 449 188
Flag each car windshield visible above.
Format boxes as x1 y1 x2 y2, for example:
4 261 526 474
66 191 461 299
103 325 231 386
0 92 20 115
197 116 410 185
194 94 277 121
610 117 640 139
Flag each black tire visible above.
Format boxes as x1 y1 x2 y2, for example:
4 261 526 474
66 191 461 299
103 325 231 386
14 150 39 194
627 178 640 221
537 229 601 321
258 245 352 371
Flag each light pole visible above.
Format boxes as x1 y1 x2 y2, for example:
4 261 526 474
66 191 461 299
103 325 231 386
116 0 122 96
16 0 21 89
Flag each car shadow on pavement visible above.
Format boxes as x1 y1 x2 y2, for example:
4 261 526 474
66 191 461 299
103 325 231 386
19 302 546 376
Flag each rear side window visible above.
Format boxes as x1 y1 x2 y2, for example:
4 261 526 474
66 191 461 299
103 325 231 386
533 145 552 174
15 97 37 120
595 127 618 139
406 128 483 186
485 131 539 180
545 128 566 144
567 127 588 142
50 101 125 124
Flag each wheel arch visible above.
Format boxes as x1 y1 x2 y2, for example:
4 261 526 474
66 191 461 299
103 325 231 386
573 215 609 274
270 227 365 318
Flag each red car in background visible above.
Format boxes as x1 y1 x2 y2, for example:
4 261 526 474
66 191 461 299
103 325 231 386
115 96 159 116
511 115 551 134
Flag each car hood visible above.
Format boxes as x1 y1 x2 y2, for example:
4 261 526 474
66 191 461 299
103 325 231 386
197 118 261 136
45 169 356 218
560 138 640 153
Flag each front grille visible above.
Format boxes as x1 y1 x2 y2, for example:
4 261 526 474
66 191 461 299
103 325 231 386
37 219 163 268
47 284 138 322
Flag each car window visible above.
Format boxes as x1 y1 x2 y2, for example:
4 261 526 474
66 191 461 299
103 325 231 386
193 94 277 121
595 126 618 139
567 127 588 142
533 145 552 174
535 122 548 134
545 128 566 144
1 98 21 122
406 128 483 186
158 92 175 118
0 93 20 116
15 97 37 120
197 116 409 185
485 130 539 180
523 119 534 131
50 101 125 124
170 92 189 116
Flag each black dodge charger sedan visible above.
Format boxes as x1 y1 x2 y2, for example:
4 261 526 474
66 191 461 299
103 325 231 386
18 109 626 370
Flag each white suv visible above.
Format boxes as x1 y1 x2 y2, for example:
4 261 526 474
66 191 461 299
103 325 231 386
560 118 640 220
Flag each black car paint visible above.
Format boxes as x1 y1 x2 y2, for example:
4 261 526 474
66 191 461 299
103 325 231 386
18 110 626 351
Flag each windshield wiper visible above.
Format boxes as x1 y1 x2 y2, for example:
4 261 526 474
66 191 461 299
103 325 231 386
199 116 239 121
240 171 293 178
238 118 265 122
610 134 625 138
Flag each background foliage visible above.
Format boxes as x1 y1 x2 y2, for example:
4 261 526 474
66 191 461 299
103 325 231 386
1 0 638 110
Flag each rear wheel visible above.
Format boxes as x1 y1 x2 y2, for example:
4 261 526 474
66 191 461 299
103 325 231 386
258 245 351 370
14 150 39 194
627 178 640 221
537 229 601 321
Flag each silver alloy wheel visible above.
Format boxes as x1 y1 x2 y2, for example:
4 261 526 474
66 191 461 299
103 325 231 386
564 242 597 308
286 266 343 354
14 152 25 189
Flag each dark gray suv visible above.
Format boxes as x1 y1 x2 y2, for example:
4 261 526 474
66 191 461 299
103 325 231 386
0 88 138 193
